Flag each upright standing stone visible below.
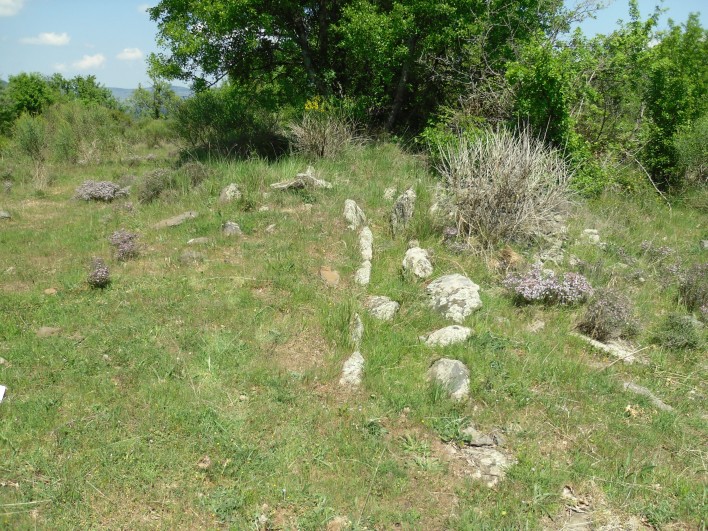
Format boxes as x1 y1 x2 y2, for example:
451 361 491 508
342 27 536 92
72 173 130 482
343 199 366 230
391 188 416 235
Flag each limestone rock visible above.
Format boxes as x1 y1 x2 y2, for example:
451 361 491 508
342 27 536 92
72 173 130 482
354 260 371 286
365 295 400 321
339 351 364 387
420 325 472 347
623 382 673 412
154 211 198 229
460 425 495 447
0 210 10 220
427 358 470 400
219 183 242 203
701 240 708 250
572 333 647 365
222 221 242 236
582 229 602 245
426 274 482 323
343 199 366 230
383 187 397 201
271 166 332 190
187 237 210 245
350 313 364 348
391 188 416 235
402 247 433 279
444 444 516 487
359 227 373 261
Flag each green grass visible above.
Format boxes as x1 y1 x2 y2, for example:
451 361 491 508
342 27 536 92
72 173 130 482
0 142 706 529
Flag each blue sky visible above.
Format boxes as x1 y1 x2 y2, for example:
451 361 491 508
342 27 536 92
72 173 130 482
0 0 705 89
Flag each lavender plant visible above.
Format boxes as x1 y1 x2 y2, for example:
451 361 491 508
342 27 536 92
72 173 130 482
108 229 139 261
503 264 593 305
577 288 639 341
87 257 110 288
75 180 129 202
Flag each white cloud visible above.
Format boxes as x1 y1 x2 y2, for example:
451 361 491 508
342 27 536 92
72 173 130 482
117 47 143 61
137 3 152 13
53 63 68 72
72 54 106 70
0 0 25 16
21 32 71 46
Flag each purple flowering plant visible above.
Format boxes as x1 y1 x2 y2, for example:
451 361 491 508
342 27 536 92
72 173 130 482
503 264 593 305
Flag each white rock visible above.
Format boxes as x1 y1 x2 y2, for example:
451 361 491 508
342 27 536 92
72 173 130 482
427 358 470 400
219 183 241 203
351 313 364 348
391 188 416 235
383 187 397 201
271 166 332 190
339 351 364 387
343 199 366 230
426 274 482 323
403 247 433 279
572 333 647 365
420 325 473 347
0 385 5 403
365 295 400 321
222 221 242 236
623 382 673 412
582 229 601 245
359 227 373 261
354 260 371 286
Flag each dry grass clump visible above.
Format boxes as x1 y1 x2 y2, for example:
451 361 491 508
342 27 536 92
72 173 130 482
678 262 707 314
287 112 361 159
577 288 639 342
434 128 571 249
136 168 175 204
179 161 211 187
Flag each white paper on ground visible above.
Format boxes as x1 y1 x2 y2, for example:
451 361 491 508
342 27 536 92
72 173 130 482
0 385 6 403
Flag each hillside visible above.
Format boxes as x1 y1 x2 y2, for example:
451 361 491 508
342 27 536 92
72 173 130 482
0 140 705 529
108 85 191 102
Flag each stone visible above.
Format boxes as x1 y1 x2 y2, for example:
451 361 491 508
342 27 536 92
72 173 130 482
623 382 673 412
180 250 205 264
44 288 58 295
444 444 516 487
427 358 470 400
426 274 482 323
572 333 648 365
265 223 276 234
270 166 332 190
402 247 433 279
319 266 340 287
197 455 212 470
327 516 352 531
154 211 198 229
0 357 10 367
391 188 416 235
36 326 62 338
219 183 241 203
582 229 601 245
0 210 10 220
351 313 364 348
359 227 373 261
383 187 397 201
187 237 210 245
701 240 708 250
343 199 366 230
460 425 495 447
339 351 364 387
222 221 242 236
354 260 371 286
365 295 400 321
420 325 473 347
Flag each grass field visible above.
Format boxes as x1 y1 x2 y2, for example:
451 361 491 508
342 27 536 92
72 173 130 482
0 142 706 529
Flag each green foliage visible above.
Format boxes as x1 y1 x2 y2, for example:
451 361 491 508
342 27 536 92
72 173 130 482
652 314 703 351
640 14 708 190
5 72 57 117
127 79 181 119
48 74 119 109
674 113 708 185
137 168 176 203
12 112 48 163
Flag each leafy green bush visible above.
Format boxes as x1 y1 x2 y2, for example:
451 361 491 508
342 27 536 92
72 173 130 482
674 114 708 185
137 168 176 204
577 288 640 342
652 314 703 351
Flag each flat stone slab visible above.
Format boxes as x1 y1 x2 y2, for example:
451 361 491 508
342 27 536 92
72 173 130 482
426 274 482 323
154 211 198 229
339 351 364 387
623 382 673 412
187 237 210 245
427 358 470 400
420 325 473 347
365 295 400 321
271 166 332 190
0 210 11 220
444 443 516 488
319 266 340 287
572 333 647 365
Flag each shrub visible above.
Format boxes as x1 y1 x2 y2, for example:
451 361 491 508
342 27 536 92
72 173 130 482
674 114 708 185
87 257 110 288
678 262 708 312
652 314 703 351
136 168 175 204
503 264 593 305
287 110 360 159
179 161 211 187
433 128 571 249
74 180 128 202
108 229 139 261
577 288 639 342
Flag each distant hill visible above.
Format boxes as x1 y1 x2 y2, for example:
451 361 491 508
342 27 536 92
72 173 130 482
108 85 191 101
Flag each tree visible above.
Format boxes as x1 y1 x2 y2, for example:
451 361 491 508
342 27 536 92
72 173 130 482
127 78 181 119
4 72 57 117
48 74 119 109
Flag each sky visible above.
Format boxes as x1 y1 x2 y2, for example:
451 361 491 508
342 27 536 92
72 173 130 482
0 0 706 89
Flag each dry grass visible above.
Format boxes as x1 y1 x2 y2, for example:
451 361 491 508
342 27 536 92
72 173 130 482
287 113 362 159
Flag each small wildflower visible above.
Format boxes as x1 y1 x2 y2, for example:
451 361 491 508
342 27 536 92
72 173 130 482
503 264 593 305
108 229 139 261
87 257 110 288
75 180 129 202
